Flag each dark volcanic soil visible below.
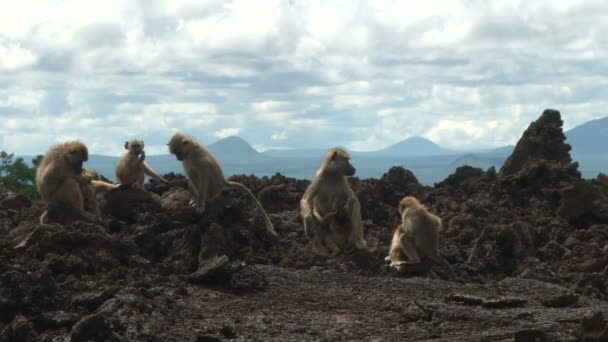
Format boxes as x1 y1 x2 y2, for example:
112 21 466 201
1 109 608 341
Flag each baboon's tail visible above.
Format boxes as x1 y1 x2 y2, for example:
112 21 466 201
39 210 48 225
224 180 277 236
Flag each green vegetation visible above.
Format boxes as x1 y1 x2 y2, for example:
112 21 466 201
0 151 43 199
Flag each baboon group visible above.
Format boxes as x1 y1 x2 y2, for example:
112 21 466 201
35 133 451 272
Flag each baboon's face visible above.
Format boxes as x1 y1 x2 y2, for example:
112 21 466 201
126 140 144 155
327 152 356 176
399 197 421 214
168 134 189 161
66 143 88 173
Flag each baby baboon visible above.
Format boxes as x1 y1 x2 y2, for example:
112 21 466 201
386 196 453 276
167 133 277 236
36 141 102 224
83 167 100 180
116 139 168 188
300 148 366 257
82 167 118 192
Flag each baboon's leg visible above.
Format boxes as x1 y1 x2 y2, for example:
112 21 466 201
345 200 367 252
401 235 421 263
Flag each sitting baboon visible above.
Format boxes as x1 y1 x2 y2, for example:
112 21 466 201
300 148 366 257
116 139 168 188
386 196 453 277
167 133 277 236
36 141 101 224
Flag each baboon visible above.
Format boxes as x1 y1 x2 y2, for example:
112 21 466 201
36 141 102 224
386 196 454 277
82 167 119 192
167 133 277 236
83 167 100 180
116 139 168 188
300 148 366 257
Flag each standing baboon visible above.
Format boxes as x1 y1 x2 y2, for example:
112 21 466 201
116 139 168 188
36 141 101 224
167 133 277 236
386 196 453 276
300 148 366 257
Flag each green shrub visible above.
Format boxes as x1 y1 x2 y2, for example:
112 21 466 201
0 151 43 199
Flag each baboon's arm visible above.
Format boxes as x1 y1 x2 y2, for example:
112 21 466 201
142 162 169 184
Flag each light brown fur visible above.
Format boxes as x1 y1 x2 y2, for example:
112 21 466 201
83 167 100 181
36 141 102 224
167 133 277 236
300 148 366 257
386 196 453 277
116 139 168 188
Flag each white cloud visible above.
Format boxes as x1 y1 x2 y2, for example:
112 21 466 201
271 131 288 140
0 42 38 71
214 127 241 138
1 0 608 155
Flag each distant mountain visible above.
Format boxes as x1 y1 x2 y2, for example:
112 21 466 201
565 117 608 155
371 136 455 156
485 145 514 157
206 136 272 163
262 148 328 159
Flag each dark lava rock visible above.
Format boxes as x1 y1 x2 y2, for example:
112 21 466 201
380 166 423 193
0 315 38 342
514 329 553 342
188 255 232 285
71 314 121 342
541 293 579 308
0 194 31 211
0 268 58 322
436 165 485 188
103 186 163 223
34 310 78 330
580 311 608 341
500 109 573 176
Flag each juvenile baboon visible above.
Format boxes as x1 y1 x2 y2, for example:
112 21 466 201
167 133 277 236
300 148 366 257
36 141 102 224
386 196 453 276
82 167 118 192
116 139 168 188
83 167 100 180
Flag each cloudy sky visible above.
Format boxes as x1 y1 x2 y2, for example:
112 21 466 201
1 0 607 156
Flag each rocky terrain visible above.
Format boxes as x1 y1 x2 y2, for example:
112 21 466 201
1 109 608 341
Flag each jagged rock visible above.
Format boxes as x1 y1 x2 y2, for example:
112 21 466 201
436 165 485 188
500 109 574 176
188 255 232 285
380 166 423 193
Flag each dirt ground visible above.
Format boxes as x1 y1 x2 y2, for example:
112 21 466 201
1 109 608 341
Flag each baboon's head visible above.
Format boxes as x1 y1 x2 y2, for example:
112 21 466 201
125 139 145 155
168 133 194 161
399 196 423 215
323 148 356 177
64 141 88 174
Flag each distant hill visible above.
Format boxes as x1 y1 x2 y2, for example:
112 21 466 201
565 117 608 155
370 136 455 157
206 136 271 163
262 148 328 159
